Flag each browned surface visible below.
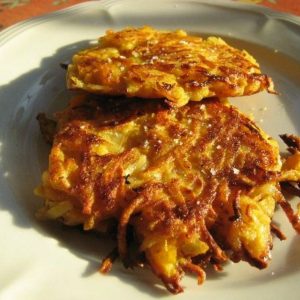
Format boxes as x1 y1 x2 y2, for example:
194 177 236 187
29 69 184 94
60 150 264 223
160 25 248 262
36 95 284 293
49 96 280 218
67 27 275 107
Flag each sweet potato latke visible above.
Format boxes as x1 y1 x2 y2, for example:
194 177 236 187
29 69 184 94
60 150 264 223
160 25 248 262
35 95 300 293
67 26 275 107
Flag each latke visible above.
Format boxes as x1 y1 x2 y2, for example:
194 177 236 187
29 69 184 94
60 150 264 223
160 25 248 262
67 27 275 107
35 95 300 293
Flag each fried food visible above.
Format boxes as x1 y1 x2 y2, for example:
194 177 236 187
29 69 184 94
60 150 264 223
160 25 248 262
67 27 275 107
35 95 300 293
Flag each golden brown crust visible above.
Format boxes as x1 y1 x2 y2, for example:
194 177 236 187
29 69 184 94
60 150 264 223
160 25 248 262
67 27 275 107
49 96 280 215
36 96 284 293
38 95 280 293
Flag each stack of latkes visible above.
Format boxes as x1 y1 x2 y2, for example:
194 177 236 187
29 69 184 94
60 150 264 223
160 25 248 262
35 27 300 294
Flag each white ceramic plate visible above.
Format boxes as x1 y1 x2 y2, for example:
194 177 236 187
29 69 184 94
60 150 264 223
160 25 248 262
0 1 300 299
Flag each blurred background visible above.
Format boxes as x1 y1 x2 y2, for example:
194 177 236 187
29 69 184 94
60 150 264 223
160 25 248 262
0 0 299 31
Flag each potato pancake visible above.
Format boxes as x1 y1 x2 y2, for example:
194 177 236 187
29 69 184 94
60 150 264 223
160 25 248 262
35 95 300 293
67 27 275 107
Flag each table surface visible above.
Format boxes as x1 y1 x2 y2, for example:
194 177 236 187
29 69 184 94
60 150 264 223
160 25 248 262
0 0 299 31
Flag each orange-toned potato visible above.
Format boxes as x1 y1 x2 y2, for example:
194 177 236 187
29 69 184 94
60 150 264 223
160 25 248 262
67 27 275 107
